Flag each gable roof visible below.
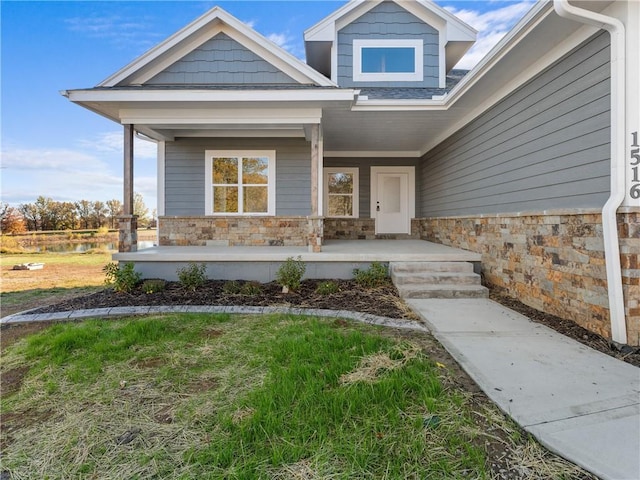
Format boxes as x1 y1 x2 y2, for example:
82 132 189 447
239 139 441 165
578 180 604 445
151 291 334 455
304 0 476 76
100 6 336 88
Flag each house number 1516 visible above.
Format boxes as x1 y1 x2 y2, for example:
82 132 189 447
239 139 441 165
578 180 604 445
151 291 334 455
631 131 640 199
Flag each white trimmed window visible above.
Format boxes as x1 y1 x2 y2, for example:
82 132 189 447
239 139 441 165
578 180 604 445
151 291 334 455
353 39 423 82
324 168 359 218
205 150 276 215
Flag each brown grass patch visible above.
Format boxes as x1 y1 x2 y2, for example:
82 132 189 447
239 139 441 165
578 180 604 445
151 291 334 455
231 407 255 424
339 343 421 385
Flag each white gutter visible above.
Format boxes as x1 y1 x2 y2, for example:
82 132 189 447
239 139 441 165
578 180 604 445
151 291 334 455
553 0 627 344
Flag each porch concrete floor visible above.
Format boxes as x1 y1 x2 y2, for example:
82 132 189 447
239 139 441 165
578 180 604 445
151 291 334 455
114 239 481 263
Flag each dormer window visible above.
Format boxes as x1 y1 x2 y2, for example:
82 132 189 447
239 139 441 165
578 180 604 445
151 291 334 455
353 39 423 82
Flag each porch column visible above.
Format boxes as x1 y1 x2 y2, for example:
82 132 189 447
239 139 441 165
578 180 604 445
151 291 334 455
118 124 138 252
308 124 324 252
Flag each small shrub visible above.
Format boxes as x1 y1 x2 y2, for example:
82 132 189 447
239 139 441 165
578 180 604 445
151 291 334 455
177 263 207 291
353 262 389 288
315 281 339 295
142 279 166 294
223 280 242 294
96 226 110 235
103 262 141 293
276 256 306 293
240 281 263 296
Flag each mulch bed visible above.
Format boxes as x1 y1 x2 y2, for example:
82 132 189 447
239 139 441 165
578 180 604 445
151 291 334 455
28 280 407 319
8 279 640 368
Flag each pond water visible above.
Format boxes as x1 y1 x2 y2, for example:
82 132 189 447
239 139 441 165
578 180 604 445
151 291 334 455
34 240 156 253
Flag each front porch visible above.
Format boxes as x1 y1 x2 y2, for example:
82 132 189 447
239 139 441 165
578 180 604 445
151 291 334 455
114 239 481 282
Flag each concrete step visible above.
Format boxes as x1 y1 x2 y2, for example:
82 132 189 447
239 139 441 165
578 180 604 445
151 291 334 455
396 284 489 299
391 271 481 286
390 261 474 274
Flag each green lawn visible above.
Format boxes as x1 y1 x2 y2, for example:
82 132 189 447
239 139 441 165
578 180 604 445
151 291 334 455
0 313 587 479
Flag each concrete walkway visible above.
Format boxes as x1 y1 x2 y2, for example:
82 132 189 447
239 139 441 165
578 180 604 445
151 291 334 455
407 298 640 480
3 300 639 479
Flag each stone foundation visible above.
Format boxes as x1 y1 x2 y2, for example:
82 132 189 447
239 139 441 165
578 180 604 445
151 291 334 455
158 216 309 247
324 218 421 240
307 216 324 252
118 215 138 252
417 208 640 346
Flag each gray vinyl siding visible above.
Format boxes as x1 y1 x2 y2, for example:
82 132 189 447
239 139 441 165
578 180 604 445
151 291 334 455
419 32 611 217
164 138 311 216
147 33 298 85
337 1 439 88
324 157 420 217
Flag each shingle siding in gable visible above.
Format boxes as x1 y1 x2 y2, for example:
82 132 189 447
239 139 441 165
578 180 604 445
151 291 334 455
337 1 439 88
164 138 311 216
419 32 611 217
147 33 298 85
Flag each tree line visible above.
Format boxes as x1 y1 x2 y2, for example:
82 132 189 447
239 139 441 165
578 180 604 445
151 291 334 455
0 194 153 234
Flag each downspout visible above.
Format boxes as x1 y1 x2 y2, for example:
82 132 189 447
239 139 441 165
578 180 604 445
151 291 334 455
553 0 627 344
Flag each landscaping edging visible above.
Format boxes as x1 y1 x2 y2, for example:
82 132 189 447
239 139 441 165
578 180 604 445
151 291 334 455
0 305 428 332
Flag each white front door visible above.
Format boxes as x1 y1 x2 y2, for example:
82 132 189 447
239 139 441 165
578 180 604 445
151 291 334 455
371 167 415 235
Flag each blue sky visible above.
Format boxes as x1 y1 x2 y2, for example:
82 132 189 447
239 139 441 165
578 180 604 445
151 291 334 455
1 0 534 212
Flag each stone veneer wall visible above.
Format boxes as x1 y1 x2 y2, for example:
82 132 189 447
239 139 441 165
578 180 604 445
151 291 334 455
416 208 640 346
324 218 421 240
158 216 308 247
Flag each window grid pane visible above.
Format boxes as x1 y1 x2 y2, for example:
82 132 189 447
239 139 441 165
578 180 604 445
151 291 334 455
242 157 269 185
328 194 353 217
213 186 238 213
213 157 238 184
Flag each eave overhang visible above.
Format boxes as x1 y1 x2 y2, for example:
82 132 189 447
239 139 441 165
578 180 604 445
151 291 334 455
62 88 358 142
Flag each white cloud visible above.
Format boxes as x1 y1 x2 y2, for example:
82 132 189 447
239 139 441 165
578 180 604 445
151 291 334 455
64 14 161 51
267 32 293 50
445 1 535 70
0 133 157 208
79 131 157 160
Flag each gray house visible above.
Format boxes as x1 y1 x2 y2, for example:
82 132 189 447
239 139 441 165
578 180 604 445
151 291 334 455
64 0 639 346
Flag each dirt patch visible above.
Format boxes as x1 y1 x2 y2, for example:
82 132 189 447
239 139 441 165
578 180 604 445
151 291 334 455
202 329 224 339
132 357 165 369
154 405 174 424
184 377 218 394
0 321 55 349
0 366 30 397
1 407 55 449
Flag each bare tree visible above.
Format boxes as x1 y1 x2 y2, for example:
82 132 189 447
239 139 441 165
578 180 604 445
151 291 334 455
106 199 122 229
75 200 92 229
92 201 108 228
133 192 150 227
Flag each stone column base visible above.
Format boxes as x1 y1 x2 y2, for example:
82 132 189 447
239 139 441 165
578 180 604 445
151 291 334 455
118 215 138 252
307 216 324 253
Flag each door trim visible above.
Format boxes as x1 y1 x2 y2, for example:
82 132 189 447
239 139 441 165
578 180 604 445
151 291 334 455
370 166 415 234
